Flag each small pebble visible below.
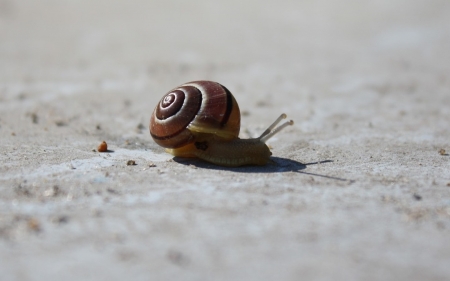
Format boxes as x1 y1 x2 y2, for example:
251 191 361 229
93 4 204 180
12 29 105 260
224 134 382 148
27 218 41 232
55 120 67 126
44 185 60 197
52 215 69 224
167 249 189 266
97 141 108 152
31 113 39 124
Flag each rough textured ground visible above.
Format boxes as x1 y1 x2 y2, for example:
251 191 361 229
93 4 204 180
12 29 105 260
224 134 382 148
1 1 450 280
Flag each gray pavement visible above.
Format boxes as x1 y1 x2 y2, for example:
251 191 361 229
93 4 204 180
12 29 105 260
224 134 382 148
1 1 450 280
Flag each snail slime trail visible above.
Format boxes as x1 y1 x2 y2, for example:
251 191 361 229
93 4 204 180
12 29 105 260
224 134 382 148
150 81 293 167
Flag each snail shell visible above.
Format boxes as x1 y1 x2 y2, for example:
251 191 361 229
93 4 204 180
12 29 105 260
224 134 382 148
150 81 240 148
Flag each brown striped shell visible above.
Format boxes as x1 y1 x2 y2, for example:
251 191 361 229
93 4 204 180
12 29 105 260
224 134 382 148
150 81 241 148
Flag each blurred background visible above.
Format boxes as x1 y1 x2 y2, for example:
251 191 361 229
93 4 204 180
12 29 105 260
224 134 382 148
2 0 449 88
1 0 449 133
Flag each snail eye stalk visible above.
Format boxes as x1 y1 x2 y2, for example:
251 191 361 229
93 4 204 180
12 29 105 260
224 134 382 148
259 114 294 143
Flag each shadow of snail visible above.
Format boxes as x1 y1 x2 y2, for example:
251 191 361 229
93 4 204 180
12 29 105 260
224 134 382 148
150 81 353 182
173 157 353 182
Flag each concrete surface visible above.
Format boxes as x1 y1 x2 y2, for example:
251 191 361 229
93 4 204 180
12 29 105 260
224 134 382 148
1 0 450 280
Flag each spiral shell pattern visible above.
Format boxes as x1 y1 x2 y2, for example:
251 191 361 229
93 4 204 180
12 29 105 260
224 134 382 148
150 81 241 148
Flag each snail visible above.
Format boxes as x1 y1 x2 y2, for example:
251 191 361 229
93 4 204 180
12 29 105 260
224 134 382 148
149 81 293 167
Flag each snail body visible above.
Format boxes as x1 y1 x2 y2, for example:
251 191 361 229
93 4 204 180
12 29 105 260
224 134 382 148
150 81 293 167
